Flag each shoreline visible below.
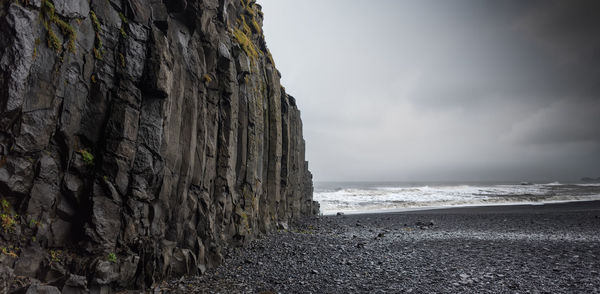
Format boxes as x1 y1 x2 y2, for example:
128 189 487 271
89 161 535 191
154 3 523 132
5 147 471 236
321 197 600 216
168 200 600 293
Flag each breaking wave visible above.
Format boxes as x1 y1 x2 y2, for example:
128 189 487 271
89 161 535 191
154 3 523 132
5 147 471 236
314 182 600 215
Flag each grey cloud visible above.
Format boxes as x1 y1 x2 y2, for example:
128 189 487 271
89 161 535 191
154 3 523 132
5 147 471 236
259 0 600 182
513 0 600 67
504 98 600 145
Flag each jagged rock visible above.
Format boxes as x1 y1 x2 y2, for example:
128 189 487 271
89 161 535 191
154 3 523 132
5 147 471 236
0 0 317 290
13 246 45 278
416 220 435 229
62 274 88 294
24 283 61 294
0 266 15 293
0 4 36 114
117 255 139 288
93 261 119 285
0 156 35 196
53 0 90 18
277 222 289 230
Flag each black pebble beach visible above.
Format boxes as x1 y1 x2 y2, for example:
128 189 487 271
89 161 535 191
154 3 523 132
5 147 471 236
165 201 600 293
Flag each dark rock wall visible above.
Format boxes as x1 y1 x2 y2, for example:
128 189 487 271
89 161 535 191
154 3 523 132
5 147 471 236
0 0 318 290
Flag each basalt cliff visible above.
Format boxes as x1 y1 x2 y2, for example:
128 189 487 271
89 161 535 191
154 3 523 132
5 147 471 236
0 0 318 291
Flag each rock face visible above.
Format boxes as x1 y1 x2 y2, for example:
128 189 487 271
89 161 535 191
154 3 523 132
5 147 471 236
0 0 318 290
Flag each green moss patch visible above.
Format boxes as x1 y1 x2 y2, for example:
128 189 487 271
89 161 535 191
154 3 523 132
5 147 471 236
233 27 258 62
78 149 94 166
41 0 77 53
119 53 125 67
90 10 104 60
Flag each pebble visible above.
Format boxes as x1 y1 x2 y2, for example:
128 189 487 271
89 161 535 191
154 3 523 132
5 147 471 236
166 203 600 293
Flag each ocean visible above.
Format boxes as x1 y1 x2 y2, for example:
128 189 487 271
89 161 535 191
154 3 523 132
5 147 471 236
314 181 600 215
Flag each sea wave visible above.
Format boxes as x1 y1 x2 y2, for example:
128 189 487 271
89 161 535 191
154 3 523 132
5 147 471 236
543 181 562 186
314 183 600 215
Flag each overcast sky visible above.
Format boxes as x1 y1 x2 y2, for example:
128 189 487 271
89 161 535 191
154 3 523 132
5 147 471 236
258 0 600 182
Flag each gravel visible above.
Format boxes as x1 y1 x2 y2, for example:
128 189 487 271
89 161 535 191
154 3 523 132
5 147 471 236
163 201 600 293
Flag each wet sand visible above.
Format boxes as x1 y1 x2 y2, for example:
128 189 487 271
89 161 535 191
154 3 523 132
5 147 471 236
166 201 600 293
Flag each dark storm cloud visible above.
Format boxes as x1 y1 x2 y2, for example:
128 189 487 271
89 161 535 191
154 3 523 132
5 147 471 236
505 98 600 145
514 0 600 68
259 0 600 181
503 0 600 146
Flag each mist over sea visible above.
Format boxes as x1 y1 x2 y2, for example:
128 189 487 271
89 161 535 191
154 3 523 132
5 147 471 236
314 181 600 215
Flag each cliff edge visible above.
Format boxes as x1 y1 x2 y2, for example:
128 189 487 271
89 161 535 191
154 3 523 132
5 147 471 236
0 0 318 291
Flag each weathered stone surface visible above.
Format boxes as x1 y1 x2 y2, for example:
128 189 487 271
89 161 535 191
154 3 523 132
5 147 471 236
0 155 34 197
61 274 88 294
0 4 36 113
0 0 317 290
25 283 62 294
53 0 90 18
13 246 44 278
0 265 14 293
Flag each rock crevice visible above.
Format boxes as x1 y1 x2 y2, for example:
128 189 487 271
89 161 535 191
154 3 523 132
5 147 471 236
0 0 318 291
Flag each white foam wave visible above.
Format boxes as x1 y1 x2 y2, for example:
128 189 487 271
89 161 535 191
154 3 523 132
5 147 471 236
543 181 562 186
314 183 600 215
